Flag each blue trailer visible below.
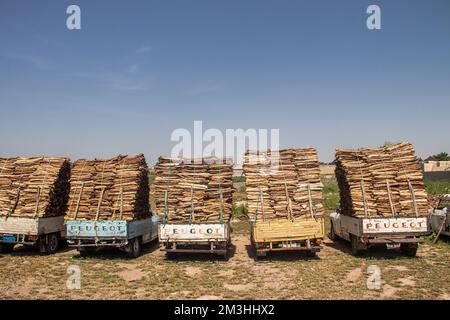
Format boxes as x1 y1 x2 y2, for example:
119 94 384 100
66 215 159 258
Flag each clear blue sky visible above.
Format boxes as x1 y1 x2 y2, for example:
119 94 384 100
0 0 449 164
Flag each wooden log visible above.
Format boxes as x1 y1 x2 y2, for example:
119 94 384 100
335 142 428 217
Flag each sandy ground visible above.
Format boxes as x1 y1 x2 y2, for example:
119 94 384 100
0 226 449 300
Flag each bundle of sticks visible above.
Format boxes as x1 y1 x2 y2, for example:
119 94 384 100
0 157 70 218
335 142 428 217
243 148 324 221
66 154 150 221
153 157 233 223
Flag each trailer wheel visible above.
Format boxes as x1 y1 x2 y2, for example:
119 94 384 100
329 222 338 241
44 233 60 254
0 243 15 253
400 244 417 257
350 235 363 256
223 248 230 261
127 237 142 259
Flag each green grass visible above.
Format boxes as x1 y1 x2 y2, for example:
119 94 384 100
148 170 156 186
232 176 245 183
424 232 450 249
232 204 248 218
322 178 340 213
425 179 450 195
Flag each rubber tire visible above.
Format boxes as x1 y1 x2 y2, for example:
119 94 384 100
127 237 142 259
350 235 363 256
45 233 60 254
0 243 15 253
400 244 417 257
329 222 338 241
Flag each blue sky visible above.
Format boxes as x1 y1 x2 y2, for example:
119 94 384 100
0 0 449 164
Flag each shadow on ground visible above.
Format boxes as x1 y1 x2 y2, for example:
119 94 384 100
325 237 420 260
245 244 321 262
70 239 161 260
163 244 237 262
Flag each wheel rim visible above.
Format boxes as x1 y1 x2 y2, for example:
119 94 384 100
48 235 58 252
133 240 140 254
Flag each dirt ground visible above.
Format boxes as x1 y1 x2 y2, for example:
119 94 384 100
0 221 449 300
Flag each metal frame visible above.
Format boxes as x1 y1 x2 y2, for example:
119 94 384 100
162 240 229 256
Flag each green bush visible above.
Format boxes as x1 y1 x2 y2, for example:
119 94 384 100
232 176 245 183
425 179 450 195
232 204 248 218
322 179 340 213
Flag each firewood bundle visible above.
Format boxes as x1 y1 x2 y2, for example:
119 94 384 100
153 157 233 223
0 157 70 218
243 151 274 218
335 142 428 217
243 148 324 221
66 154 150 221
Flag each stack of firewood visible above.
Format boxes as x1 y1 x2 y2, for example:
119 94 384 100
335 142 428 217
66 154 150 221
0 157 70 218
243 148 324 221
153 157 233 223
243 151 274 218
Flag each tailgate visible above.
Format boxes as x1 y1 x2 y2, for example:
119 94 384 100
252 218 324 243
66 220 128 238
362 217 428 235
0 216 39 235
159 223 229 242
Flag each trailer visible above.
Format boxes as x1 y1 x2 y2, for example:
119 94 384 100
158 182 232 259
329 210 429 256
66 215 159 258
429 194 450 237
251 217 324 258
159 221 231 258
250 187 325 259
0 215 65 254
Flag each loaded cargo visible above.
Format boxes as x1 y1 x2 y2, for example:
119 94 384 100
330 142 430 256
429 194 450 238
0 157 70 253
65 154 158 258
154 157 233 258
243 148 325 258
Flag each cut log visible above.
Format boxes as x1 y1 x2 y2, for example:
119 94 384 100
0 157 70 218
335 142 428 217
153 157 233 223
65 154 151 221
243 148 324 221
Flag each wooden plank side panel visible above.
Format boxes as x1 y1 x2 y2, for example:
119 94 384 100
0 217 38 234
253 218 324 242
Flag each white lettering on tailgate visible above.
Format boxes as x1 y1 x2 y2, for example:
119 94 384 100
363 218 427 233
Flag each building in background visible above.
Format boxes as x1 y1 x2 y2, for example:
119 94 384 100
424 157 450 172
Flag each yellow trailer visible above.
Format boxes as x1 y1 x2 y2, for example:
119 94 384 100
251 217 325 258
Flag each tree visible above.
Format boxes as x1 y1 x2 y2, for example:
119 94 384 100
435 152 450 161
